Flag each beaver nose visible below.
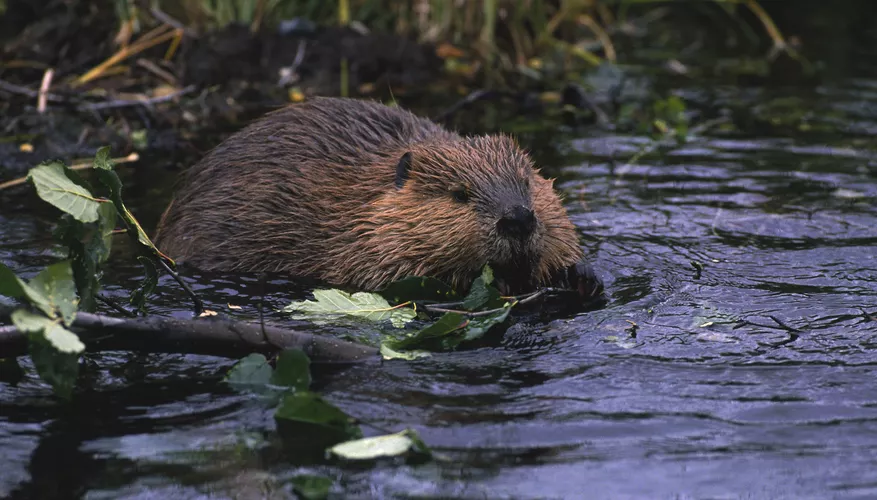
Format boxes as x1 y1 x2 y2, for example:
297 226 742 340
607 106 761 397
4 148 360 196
497 205 536 239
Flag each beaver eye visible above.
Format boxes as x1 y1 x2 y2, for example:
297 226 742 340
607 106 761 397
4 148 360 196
450 187 469 203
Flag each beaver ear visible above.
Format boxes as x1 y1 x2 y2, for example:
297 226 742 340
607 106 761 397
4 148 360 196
394 152 412 189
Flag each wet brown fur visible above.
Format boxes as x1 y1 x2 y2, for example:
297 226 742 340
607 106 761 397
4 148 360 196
154 97 583 292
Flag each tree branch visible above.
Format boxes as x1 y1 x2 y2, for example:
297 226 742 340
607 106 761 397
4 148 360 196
0 311 378 364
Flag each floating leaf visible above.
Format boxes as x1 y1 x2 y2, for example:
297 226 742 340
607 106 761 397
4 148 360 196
378 276 457 305
284 289 416 328
225 353 273 388
329 429 431 461
455 306 512 345
379 343 431 361
275 391 362 442
27 162 105 223
382 312 467 351
271 349 311 392
289 475 333 500
11 310 85 354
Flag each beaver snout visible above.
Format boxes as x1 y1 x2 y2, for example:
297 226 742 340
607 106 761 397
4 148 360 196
496 205 536 239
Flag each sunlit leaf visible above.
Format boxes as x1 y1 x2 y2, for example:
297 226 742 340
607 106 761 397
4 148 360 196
284 289 416 328
329 429 431 460
11 310 85 354
379 343 431 360
27 162 104 223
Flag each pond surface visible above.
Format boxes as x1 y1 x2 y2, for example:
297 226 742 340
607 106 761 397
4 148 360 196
3 25 877 500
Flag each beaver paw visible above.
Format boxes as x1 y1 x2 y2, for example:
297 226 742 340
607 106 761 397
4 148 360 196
549 259 607 310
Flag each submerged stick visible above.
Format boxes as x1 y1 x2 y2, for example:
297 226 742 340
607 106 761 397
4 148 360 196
0 311 378 364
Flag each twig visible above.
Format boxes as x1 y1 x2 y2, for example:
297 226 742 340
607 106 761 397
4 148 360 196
135 58 178 86
0 152 140 190
0 78 65 102
97 295 136 317
433 89 499 123
149 5 197 37
37 68 54 114
0 311 378 363
78 85 196 111
156 258 204 316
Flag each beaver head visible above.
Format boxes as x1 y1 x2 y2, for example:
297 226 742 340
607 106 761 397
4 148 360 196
321 134 583 294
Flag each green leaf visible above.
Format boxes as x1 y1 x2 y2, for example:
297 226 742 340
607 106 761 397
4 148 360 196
52 202 116 312
0 263 53 319
225 353 273 388
27 161 104 223
27 327 81 399
378 276 457 305
382 312 467 351
29 261 79 325
289 475 333 500
462 266 504 311
454 306 512 346
11 310 85 354
275 391 362 441
329 429 431 461
283 289 416 328
92 147 169 262
271 349 311 392
0 262 31 300
130 256 158 311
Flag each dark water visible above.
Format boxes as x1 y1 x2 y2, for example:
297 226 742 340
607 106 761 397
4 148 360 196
3 21 877 500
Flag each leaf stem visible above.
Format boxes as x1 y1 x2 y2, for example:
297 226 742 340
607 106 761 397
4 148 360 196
156 258 204 316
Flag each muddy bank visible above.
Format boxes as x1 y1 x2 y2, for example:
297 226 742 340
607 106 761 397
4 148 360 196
0 4 442 176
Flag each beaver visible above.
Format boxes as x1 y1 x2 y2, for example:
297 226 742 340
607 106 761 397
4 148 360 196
154 97 603 300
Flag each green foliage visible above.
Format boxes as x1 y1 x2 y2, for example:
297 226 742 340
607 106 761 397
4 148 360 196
283 289 416 328
226 349 362 450
1 261 84 398
53 203 117 312
271 349 311 391
2 147 179 397
275 391 362 441
283 265 513 357
27 162 105 223
461 266 504 311
224 353 273 388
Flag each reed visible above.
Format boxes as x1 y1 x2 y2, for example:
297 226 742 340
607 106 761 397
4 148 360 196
152 0 787 67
